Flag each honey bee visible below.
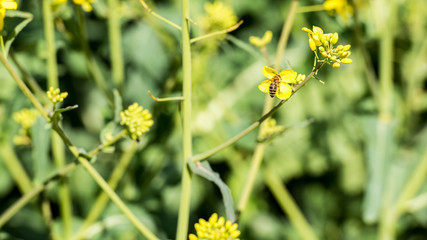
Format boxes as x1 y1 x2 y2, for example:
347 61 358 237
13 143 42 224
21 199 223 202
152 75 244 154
269 75 281 98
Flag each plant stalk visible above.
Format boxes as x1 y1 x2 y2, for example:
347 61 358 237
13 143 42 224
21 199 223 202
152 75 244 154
176 0 192 238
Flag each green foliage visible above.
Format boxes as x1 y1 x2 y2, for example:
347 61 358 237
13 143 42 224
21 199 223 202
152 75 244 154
0 0 427 239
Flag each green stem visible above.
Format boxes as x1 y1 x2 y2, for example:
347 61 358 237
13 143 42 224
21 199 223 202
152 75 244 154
108 0 124 90
349 0 378 105
148 91 184 102
76 156 159 240
138 0 182 30
190 20 243 44
0 141 33 194
377 1 396 239
73 142 138 239
75 7 111 101
0 53 49 121
0 131 126 229
10 52 50 105
43 1 73 235
264 168 318 240
42 0 58 89
0 185 45 227
192 62 323 164
52 127 73 239
397 150 427 215
238 0 299 213
176 0 192 239
296 4 324 13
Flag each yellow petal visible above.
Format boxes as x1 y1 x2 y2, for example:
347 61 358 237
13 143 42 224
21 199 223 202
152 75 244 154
261 30 273 44
258 80 271 93
279 69 297 84
262 66 278 79
301 27 312 34
333 62 340 68
308 38 317 51
342 58 352 64
276 83 292 100
1 1 17 10
312 26 324 35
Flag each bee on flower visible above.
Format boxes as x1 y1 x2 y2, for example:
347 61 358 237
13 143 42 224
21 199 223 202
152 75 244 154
302 26 352 69
258 66 305 100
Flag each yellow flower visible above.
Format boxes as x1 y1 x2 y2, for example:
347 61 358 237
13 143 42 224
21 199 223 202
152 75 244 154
324 0 354 21
13 108 39 146
188 213 240 240
0 0 17 31
200 1 238 32
73 0 95 12
120 103 154 140
302 26 324 51
13 108 39 130
302 26 352 68
258 66 297 100
47 87 68 104
249 30 273 48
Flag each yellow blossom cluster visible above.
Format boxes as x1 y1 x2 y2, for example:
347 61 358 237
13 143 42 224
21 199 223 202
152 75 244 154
12 108 39 145
200 1 238 32
120 103 154 140
258 66 306 100
0 0 17 31
189 213 240 240
323 0 354 21
47 87 68 104
249 30 273 48
302 26 352 69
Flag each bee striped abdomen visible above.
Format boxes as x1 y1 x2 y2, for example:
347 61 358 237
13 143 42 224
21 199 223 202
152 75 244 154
269 83 277 98
269 75 281 98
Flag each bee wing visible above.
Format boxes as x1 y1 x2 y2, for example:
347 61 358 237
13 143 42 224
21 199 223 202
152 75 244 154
258 80 271 93
276 82 292 100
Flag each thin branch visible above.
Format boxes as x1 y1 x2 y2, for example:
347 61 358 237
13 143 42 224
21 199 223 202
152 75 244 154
138 0 182 31
148 90 184 102
191 62 324 163
0 53 49 121
190 20 244 44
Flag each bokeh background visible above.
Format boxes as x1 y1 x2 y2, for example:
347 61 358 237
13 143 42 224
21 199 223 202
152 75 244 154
1 0 427 239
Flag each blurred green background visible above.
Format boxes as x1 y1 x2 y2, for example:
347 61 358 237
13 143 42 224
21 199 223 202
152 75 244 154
0 0 427 239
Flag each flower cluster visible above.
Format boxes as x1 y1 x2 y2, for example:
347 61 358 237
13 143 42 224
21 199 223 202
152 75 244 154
302 26 352 69
323 0 354 21
200 1 238 32
12 108 39 145
0 0 17 31
249 30 273 48
120 103 154 140
47 87 68 104
189 213 240 240
258 66 305 100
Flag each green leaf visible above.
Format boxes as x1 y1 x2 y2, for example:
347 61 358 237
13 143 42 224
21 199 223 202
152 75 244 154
3 11 33 57
188 159 236 222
